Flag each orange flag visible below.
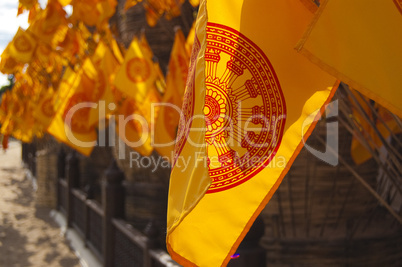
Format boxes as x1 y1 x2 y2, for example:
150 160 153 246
154 29 189 161
167 0 338 266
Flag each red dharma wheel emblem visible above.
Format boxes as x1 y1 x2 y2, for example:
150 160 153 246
41 97 55 117
14 35 32 53
126 57 151 83
205 23 286 193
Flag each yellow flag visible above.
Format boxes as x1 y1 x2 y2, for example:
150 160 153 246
297 0 402 118
19 0 37 10
8 28 37 63
115 86 161 156
124 0 141 11
114 37 157 102
70 0 100 27
154 29 189 161
48 68 97 156
0 90 11 123
33 87 56 130
185 20 196 57
189 0 199 8
139 32 166 94
28 1 68 48
115 97 153 156
0 46 23 74
87 41 121 126
166 0 338 266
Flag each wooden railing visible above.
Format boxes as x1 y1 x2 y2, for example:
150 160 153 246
56 150 181 267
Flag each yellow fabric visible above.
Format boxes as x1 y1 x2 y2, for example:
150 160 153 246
87 41 121 127
19 0 37 9
189 0 199 7
28 1 68 47
114 37 157 103
154 29 189 161
166 0 338 266
53 67 78 111
139 32 166 94
0 46 23 74
8 28 37 64
185 20 196 57
115 87 161 156
48 67 97 156
58 0 72 6
71 0 101 27
297 0 402 118
124 0 142 11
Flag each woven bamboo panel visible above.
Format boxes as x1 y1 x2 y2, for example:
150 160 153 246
260 92 402 266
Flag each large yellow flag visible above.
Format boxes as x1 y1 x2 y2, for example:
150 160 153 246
114 37 157 103
167 0 338 266
154 29 189 161
297 0 402 118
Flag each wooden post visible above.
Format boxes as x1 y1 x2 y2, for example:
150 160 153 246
66 151 79 228
227 216 266 267
102 160 125 267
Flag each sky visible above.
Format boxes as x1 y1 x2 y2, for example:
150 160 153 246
0 0 29 87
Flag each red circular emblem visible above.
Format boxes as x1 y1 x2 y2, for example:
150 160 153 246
164 96 181 139
41 97 54 117
14 35 32 53
126 57 151 83
62 93 93 134
89 70 106 101
205 23 286 193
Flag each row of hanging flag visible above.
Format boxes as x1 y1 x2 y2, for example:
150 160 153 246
0 0 196 162
1 0 402 266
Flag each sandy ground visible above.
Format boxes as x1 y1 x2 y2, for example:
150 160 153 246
0 140 80 267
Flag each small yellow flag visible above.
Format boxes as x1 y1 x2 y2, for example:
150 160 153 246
115 87 161 156
8 28 37 64
87 41 122 127
297 0 402 117
28 0 68 47
114 37 157 103
48 68 97 156
0 46 23 74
